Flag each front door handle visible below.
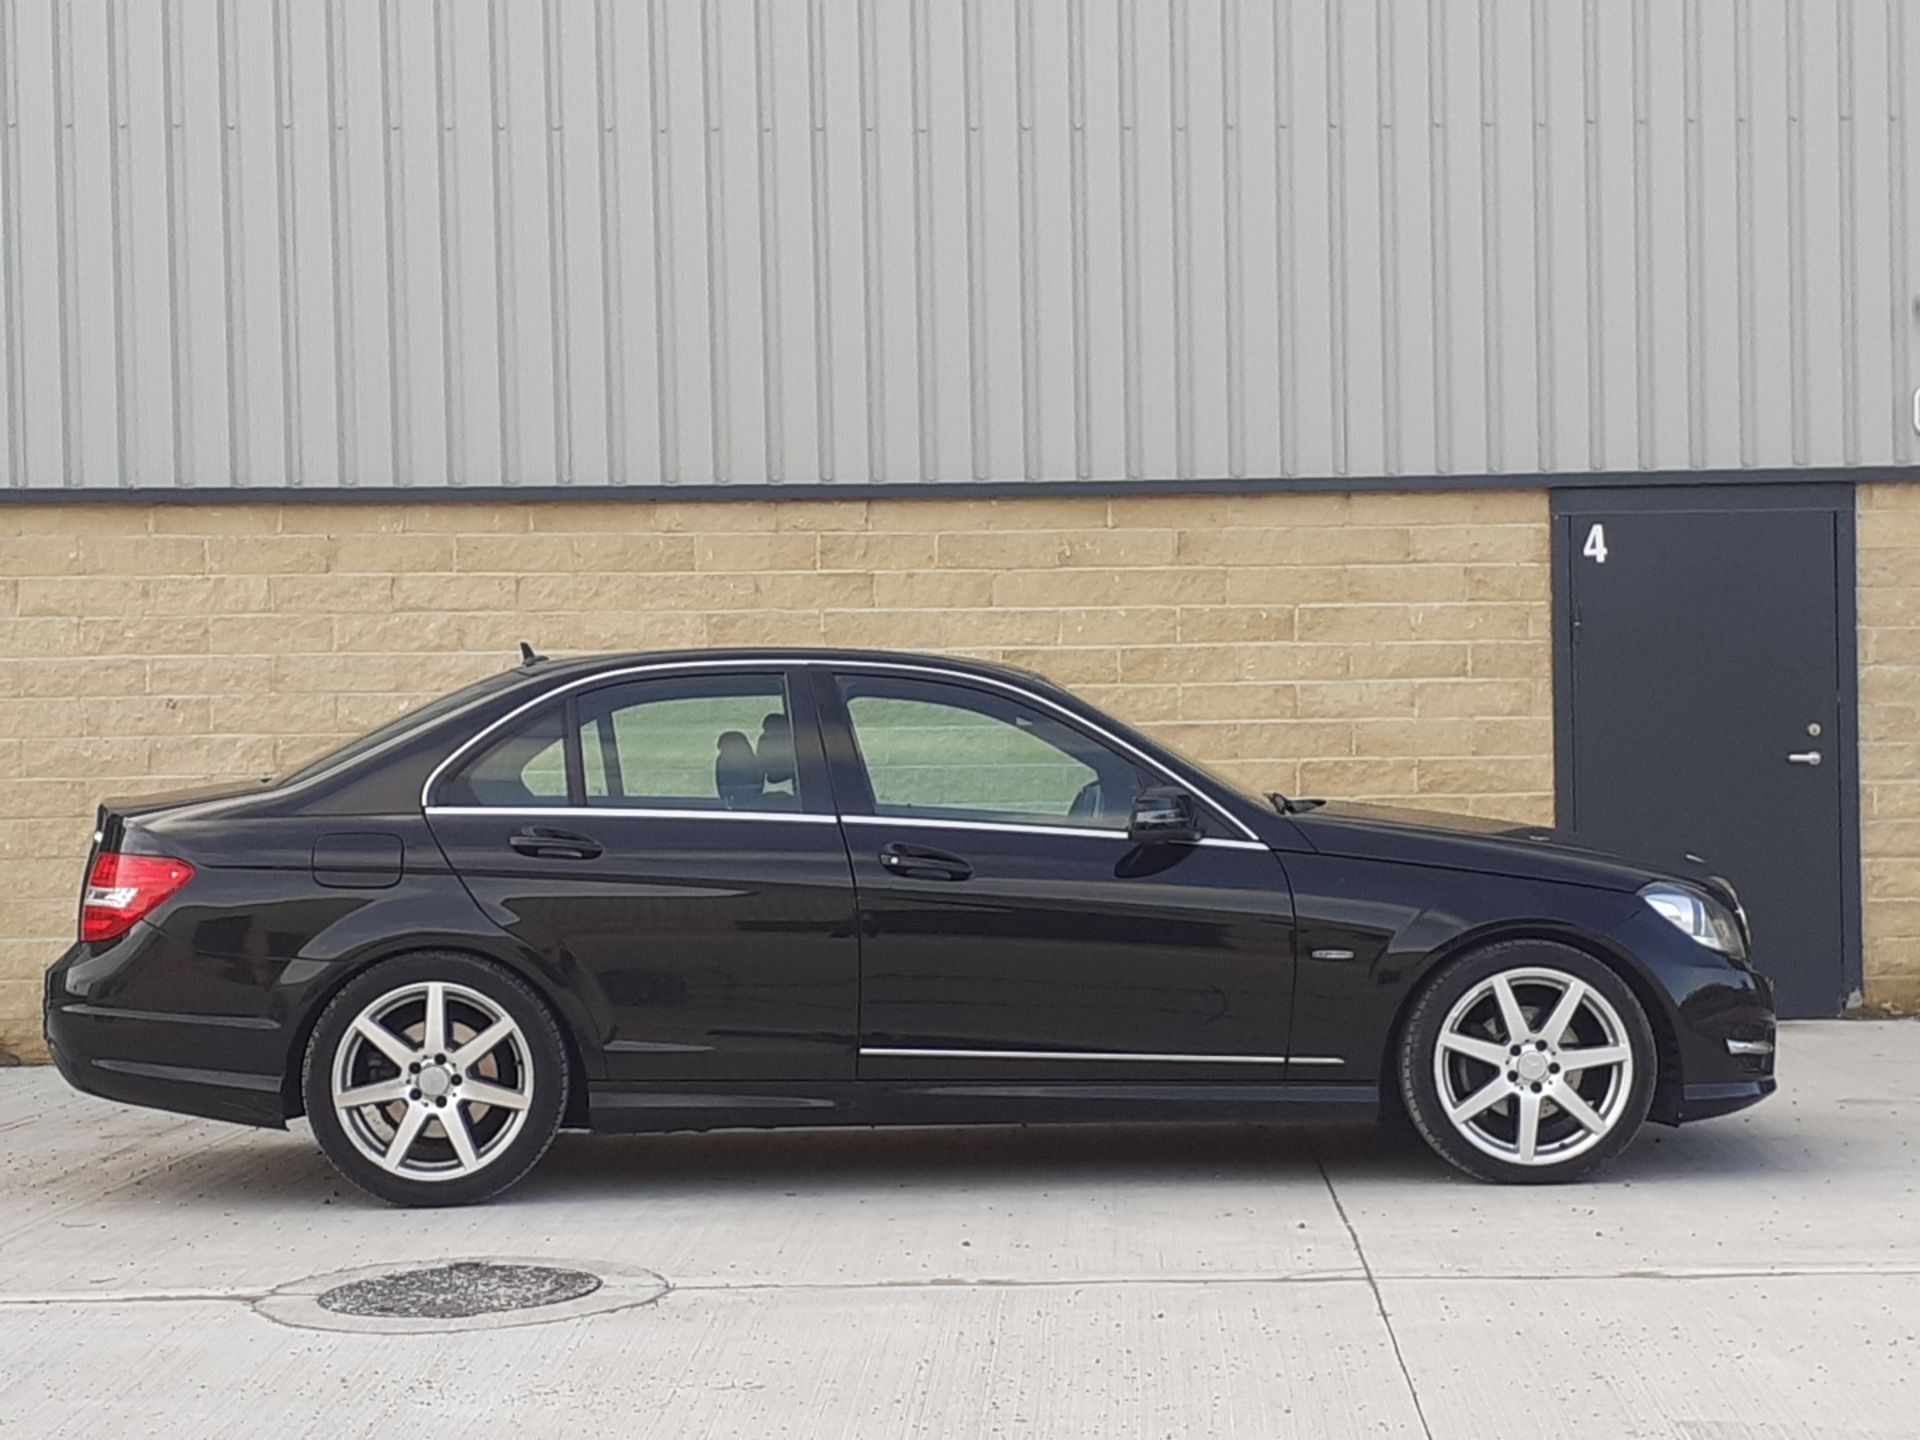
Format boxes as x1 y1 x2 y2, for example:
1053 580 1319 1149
1787 751 1823 767
878 842 973 882
509 826 604 860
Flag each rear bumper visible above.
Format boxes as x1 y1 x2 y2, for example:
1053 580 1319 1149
44 938 290 1129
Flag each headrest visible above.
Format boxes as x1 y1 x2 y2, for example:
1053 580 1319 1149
715 731 763 806
757 712 795 785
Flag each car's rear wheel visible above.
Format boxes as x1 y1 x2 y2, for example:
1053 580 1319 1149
303 951 567 1207
1399 940 1657 1184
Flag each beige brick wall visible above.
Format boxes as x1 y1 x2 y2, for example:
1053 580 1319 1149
1857 484 1920 1011
0 489 1554 1061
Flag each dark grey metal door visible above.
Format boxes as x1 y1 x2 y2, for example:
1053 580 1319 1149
1556 491 1858 1018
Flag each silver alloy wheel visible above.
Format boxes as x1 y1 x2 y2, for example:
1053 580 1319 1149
1431 965 1636 1167
330 981 535 1183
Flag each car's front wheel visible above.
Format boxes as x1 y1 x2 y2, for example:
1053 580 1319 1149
1399 940 1657 1183
303 951 568 1207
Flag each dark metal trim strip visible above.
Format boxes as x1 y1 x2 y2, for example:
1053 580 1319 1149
4 466 1915 506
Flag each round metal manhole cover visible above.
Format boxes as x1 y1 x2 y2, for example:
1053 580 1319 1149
256 1258 667 1335
319 1261 602 1320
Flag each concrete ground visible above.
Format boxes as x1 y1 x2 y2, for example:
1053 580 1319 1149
0 1021 1915 1439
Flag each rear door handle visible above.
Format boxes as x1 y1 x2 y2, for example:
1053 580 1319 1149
878 842 973 882
509 826 604 860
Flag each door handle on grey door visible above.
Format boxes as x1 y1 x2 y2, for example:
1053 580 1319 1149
1787 751 1823 767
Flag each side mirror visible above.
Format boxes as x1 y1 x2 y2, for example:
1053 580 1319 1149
1128 786 1202 845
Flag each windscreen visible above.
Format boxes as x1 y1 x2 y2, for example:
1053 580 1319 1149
276 671 525 788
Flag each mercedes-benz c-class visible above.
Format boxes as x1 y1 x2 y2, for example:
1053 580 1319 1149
45 648 1776 1205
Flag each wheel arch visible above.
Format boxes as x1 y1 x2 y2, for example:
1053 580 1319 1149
1376 920 1684 1126
280 943 594 1130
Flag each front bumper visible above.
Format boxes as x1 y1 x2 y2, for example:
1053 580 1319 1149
44 934 293 1129
1609 908 1778 1126
1674 1075 1776 1122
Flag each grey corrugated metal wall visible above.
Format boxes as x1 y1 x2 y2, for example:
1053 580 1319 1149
0 0 1916 492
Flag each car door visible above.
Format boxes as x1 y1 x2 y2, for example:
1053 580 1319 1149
818 666 1298 1081
424 665 859 1082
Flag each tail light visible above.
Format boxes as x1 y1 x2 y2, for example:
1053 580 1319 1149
81 852 196 943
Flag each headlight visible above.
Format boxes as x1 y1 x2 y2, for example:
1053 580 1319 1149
1641 883 1748 960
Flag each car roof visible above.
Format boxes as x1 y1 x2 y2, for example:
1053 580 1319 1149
508 647 1054 690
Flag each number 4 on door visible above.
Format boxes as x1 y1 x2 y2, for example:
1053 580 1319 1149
1583 523 1609 565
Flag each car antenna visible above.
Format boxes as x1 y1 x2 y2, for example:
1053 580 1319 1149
518 641 549 667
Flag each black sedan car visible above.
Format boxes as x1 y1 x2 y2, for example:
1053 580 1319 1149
46 647 1775 1205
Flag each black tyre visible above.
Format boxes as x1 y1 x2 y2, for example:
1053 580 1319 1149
1399 940 1657 1184
302 951 568 1207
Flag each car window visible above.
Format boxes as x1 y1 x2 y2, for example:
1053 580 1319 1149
434 705 570 807
577 674 800 812
280 669 524 787
837 675 1147 829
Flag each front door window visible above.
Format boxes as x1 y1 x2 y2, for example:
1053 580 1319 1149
837 674 1147 830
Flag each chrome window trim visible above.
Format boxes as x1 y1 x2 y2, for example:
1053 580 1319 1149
418 656 1265 841
844 814 1124 842
861 1047 1342 1067
420 805 1269 848
424 805 838 825
840 813 1267 849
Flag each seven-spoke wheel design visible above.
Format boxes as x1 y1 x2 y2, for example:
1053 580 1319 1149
304 952 567 1207
1400 941 1656 1184
1433 967 1634 1167
331 981 533 1181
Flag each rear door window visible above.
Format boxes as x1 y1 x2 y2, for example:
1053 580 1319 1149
576 674 799 812
434 673 801 812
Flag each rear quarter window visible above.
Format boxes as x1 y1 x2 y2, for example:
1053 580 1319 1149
432 707 570 807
